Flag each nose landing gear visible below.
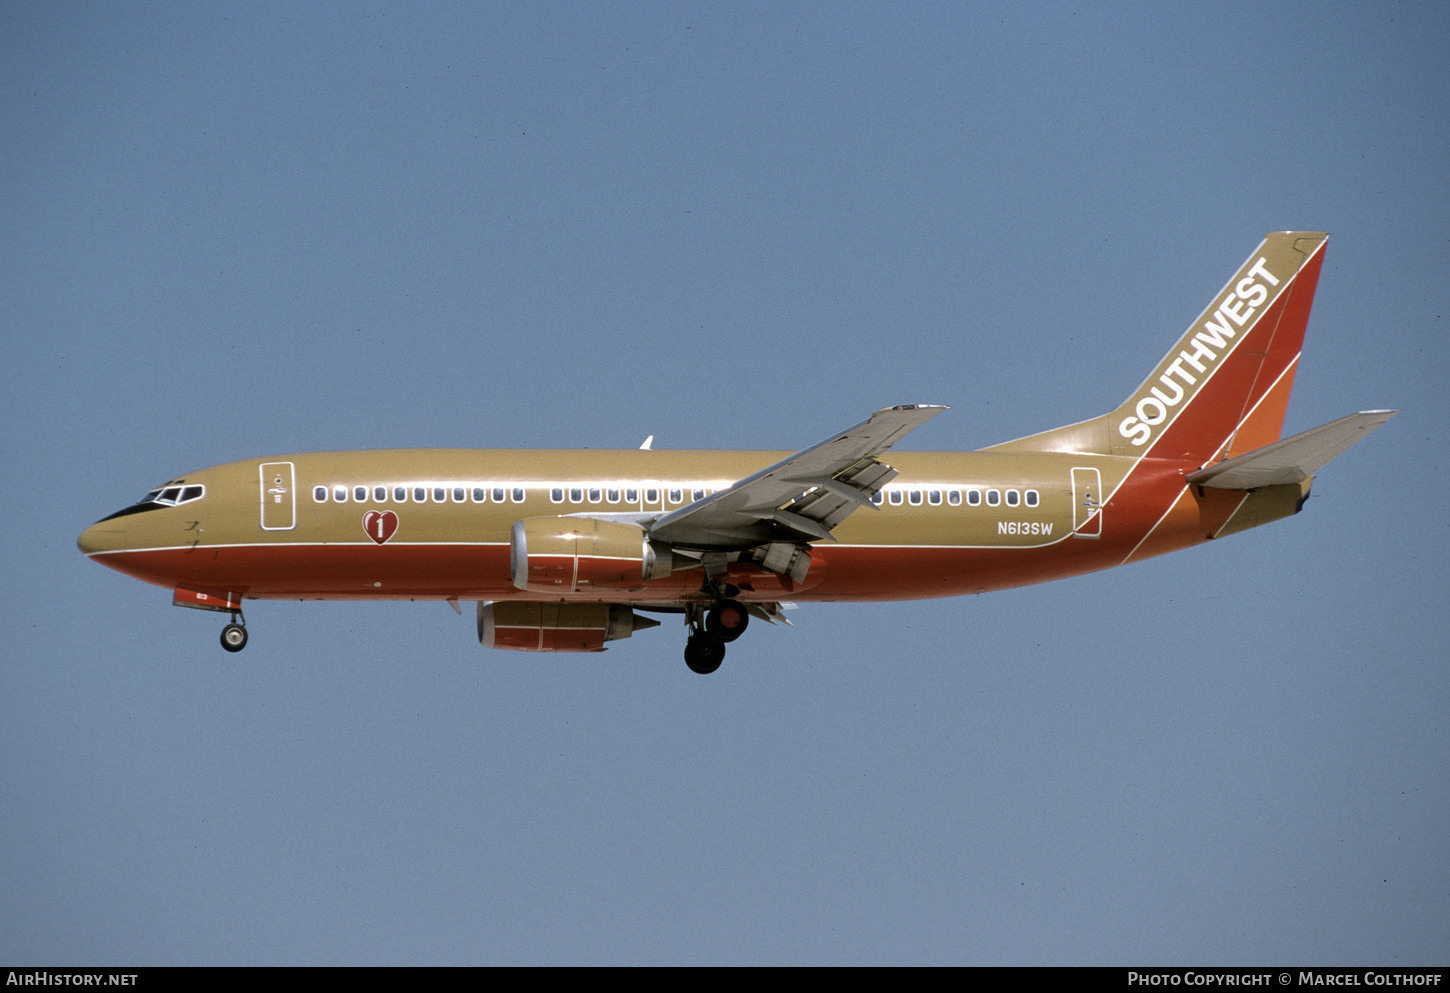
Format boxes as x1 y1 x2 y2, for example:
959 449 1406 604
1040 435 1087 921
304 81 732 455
220 611 248 653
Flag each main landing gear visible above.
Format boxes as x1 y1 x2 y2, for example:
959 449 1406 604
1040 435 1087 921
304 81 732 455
683 598 750 675
684 630 725 675
220 610 248 653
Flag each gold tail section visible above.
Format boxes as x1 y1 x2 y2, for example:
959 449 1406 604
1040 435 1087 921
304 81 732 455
987 232 1328 461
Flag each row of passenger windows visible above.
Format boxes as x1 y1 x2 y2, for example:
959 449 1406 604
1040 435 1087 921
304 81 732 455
312 483 1040 509
312 484 707 505
316 485 527 505
875 488 1039 508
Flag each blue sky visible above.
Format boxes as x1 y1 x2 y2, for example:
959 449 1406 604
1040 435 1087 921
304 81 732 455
3 1 1446 965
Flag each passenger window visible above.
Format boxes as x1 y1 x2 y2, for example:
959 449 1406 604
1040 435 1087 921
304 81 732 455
414 486 427 502
626 488 640 504
588 487 602 503
986 489 1000 507
354 486 367 502
433 487 446 503
871 491 884 506
888 490 903 506
394 486 407 502
334 486 348 503
947 490 961 506
473 487 486 503
908 490 922 505
668 488 683 504
551 488 564 503
692 488 704 502
1026 490 1039 507
645 488 660 504
492 487 505 503
570 488 583 503
967 489 981 506
1006 490 1019 507
453 487 466 503
928 490 941 505
314 486 328 503
607 488 620 503
374 486 387 502
512 488 525 503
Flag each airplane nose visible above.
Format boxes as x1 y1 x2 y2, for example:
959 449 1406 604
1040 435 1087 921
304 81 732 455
78 519 128 556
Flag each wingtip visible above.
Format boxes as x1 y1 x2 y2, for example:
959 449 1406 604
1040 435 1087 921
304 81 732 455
885 404 950 414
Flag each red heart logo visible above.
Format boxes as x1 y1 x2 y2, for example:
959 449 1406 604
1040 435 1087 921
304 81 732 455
362 510 399 544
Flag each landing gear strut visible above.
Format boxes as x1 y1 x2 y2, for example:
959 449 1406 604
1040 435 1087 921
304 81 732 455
220 610 248 653
682 598 749 674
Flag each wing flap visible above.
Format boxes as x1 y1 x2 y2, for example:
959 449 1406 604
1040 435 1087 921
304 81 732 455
1186 410 1397 489
649 405 946 547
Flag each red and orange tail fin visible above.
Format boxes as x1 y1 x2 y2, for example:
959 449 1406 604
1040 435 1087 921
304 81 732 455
1109 232 1328 463
984 232 1328 459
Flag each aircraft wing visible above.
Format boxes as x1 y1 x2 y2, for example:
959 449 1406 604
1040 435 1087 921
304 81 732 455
647 405 947 547
1186 410 1398 489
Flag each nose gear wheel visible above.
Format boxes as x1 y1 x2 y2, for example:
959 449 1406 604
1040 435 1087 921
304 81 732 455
220 610 248 653
220 623 247 652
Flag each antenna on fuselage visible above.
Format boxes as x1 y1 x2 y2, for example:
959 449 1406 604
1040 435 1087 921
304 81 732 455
639 435 654 450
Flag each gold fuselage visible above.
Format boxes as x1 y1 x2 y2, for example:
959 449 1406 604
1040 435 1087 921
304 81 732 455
76 233 1340 656
78 445 1272 606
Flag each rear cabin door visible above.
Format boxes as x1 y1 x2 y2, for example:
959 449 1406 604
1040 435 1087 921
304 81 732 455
260 461 297 530
1071 466 1102 538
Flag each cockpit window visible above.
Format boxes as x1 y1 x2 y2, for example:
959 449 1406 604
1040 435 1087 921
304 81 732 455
102 482 207 520
142 484 205 507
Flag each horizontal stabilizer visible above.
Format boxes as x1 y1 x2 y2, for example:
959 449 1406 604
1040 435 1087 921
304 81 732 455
1186 410 1397 489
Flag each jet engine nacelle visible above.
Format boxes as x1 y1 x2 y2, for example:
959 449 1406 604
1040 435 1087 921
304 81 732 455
477 601 660 653
511 516 673 594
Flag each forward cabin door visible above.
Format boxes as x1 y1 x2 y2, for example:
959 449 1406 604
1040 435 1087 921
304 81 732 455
259 461 297 530
1071 466 1102 538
